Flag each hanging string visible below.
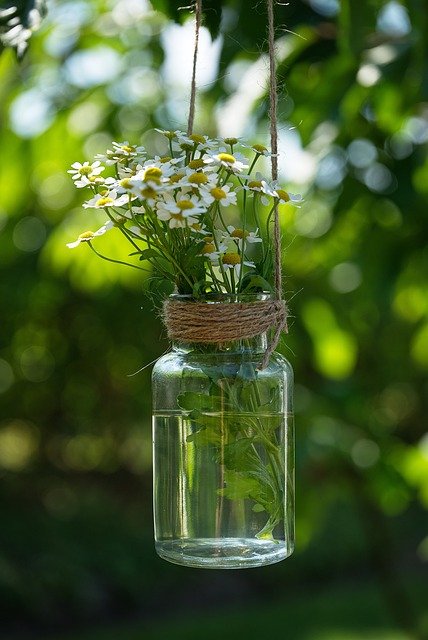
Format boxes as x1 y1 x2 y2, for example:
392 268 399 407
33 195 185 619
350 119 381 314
187 0 202 136
255 0 288 369
267 0 282 301
163 0 288 369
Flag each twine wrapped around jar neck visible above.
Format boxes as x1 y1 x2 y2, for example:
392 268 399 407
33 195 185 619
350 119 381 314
162 296 288 370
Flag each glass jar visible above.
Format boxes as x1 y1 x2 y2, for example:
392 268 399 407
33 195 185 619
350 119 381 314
152 294 294 569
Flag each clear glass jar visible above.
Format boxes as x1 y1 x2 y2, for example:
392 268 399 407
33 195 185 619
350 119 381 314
152 294 294 569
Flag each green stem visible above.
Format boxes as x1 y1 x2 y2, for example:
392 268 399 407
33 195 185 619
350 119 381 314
87 242 149 272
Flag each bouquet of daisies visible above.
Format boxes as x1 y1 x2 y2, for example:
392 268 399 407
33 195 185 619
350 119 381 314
67 130 301 297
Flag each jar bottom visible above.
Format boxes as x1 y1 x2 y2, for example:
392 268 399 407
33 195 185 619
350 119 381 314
155 537 293 569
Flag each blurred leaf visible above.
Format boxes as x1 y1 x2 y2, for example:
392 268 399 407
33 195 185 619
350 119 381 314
0 0 47 58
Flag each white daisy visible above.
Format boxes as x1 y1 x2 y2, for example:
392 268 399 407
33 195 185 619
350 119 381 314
66 220 114 248
176 132 218 152
216 136 245 148
156 194 206 228
221 253 255 278
240 173 270 205
136 165 174 184
73 174 108 189
68 161 105 181
204 151 249 174
83 189 130 209
200 183 237 207
137 181 164 207
154 128 183 141
241 142 278 158
224 226 263 250
261 181 303 205
200 239 228 265
95 141 145 165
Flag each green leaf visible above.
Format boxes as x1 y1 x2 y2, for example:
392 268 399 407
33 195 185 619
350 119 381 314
138 249 159 261
239 272 274 294
187 425 222 447
177 391 229 414
218 470 261 501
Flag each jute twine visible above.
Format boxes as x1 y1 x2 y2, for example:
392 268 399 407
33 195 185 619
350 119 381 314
163 298 287 344
163 0 287 370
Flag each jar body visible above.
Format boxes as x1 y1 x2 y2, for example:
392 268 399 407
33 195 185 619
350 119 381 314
152 334 294 569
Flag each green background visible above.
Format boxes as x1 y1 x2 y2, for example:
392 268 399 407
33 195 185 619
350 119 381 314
0 1 427 638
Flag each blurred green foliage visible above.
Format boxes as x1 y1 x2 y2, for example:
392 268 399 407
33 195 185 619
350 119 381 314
1 0 428 638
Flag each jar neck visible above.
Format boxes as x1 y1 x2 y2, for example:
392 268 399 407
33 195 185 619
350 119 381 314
172 333 269 355
167 292 273 355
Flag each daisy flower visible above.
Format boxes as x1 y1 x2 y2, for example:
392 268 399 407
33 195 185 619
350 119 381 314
224 226 262 250
68 161 105 181
241 143 278 158
73 174 108 189
83 189 130 209
216 136 244 148
175 132 217 153
204 151 249 174
136 161 178 182
221 253 255 278
200 183 237 207
137 180 164 207
200 238 228 265
261 181 303 205
240 172 270 205
156 194 206 228
66 220 114 248
154 128 182 141
95 142 145 165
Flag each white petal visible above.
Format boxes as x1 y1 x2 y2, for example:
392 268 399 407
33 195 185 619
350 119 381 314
66 238 82 248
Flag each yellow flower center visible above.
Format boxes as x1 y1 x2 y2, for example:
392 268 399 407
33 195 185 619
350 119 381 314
210 187 226 200
191 223 202 230
217 153 236 164
79 231 94 240
169 173 184 184
252 144 268 153
160 156 172 163
189 134 206 144
78 166 93 176
144 167 162 180
202 243 216 254
230 229 249 239
163 131 177 140
89 175 103 183
96 197 114 207
177 201 194 211
248 180 262 189
188 173 208 185
222 253 241 265
204 236 214 243
121 145 135 153
180 143 194 152
224 137 238 146
120 178 133 189
276 189 290 202
98 189 108 196
141 187 157 199
170 212 185 221
188 159 205 170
